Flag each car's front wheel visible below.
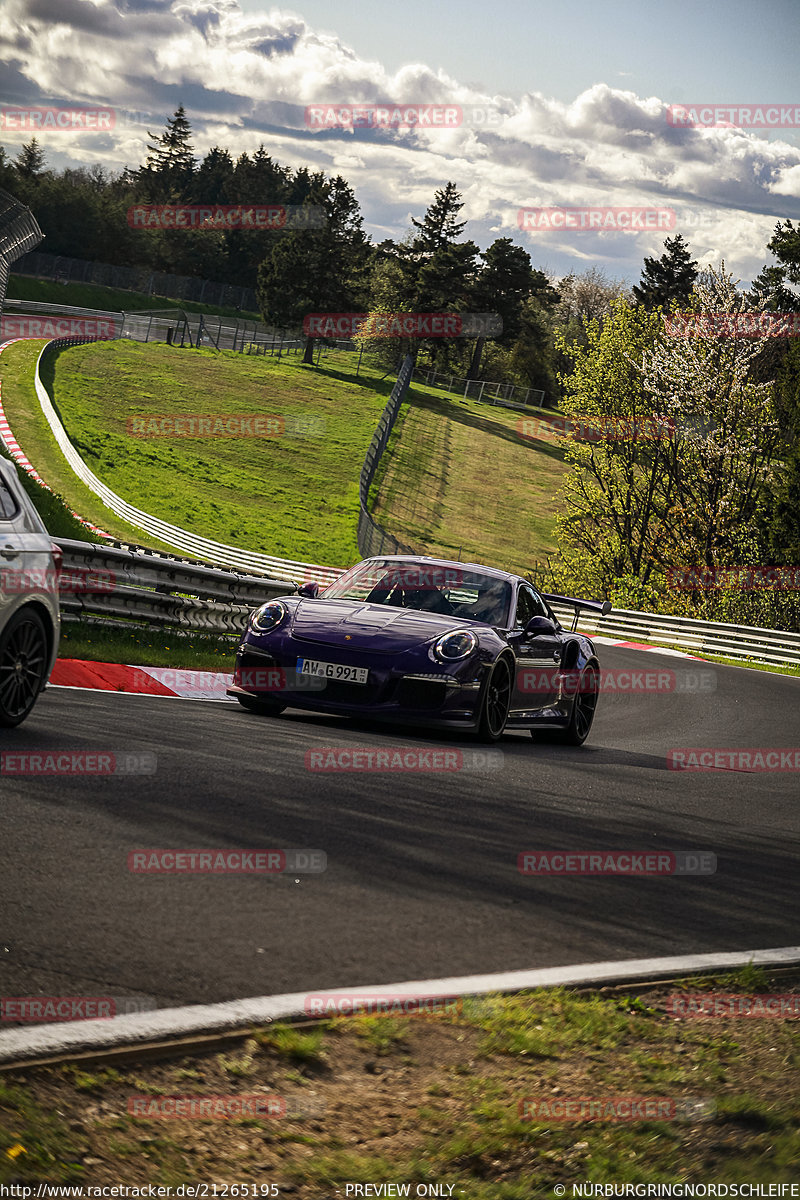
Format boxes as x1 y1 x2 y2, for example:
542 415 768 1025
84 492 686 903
236 695 286 717
477 656 512 743
0 608 50 728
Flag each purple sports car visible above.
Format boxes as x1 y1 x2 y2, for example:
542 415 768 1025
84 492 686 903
227 555 611 744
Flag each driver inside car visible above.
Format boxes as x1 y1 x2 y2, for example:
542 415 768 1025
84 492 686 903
455 579 509 625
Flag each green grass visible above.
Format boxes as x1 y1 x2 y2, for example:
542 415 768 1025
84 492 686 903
371 386 568 575
0 441 99 541
20 339 398 567
253 1024 330 1065
0 1080 85 1182
0 339 179 550
57 622 238 669
7 274 260 320
2 334 567 577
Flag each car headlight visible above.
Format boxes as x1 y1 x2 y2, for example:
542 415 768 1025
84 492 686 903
433 629 478 662
249 600 287 633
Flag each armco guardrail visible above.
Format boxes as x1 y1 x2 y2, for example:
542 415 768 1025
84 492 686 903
0 190 43 313
55 539 291 634
547 602 800 668
357 354 415 558
34 338 341 587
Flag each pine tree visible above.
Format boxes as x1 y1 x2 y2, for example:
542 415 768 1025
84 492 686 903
633 234 698 310
142 106 195 198
15 138 45 180
768 220 800 285
409 181 466 254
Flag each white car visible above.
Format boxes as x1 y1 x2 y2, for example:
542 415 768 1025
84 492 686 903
0 456 60 726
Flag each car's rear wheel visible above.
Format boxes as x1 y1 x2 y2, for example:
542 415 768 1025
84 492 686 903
534 664 598 746
477 656 512 743
0 609 49 728
236 695 286 717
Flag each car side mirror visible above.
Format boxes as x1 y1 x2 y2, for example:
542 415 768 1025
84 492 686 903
523 615 558 638
297 581 320 599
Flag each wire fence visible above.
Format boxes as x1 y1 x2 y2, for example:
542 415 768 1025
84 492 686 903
13 249 258 313
357 355 416 558
412 366 546 409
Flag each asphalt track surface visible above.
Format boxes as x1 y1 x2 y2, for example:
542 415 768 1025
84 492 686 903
2 644 799 1023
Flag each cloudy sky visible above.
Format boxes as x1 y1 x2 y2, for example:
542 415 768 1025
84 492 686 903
1 0 798 284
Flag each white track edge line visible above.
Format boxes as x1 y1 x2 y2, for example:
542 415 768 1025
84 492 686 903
1 945 798 1064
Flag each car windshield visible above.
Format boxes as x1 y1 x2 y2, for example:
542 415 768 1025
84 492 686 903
321 559 512 626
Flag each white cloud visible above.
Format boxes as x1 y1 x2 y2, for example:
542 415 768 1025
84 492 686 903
0 0 797 280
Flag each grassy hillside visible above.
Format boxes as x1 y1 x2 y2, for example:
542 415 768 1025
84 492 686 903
0 441 100 542
371 389 568 576
1 334 566 571
3 340 399 566
0 340 180 551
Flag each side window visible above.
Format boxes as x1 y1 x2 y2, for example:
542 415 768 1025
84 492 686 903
0 474 19 521
514 586 537 628
515 585 549 627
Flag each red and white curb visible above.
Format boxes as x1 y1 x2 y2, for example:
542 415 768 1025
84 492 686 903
590 634 703 661
50 659 234 701
0 945 797 1067
0 338 110 538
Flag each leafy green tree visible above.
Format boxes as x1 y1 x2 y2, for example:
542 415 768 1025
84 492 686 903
553 298 665 591
632 234 698 310
640 265 781 572
761 338 800 564
553 266 782 595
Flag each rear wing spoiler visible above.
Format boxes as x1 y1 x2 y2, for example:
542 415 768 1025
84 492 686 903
541 593 612 633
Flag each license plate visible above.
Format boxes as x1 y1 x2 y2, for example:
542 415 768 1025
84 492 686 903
296 658 369 684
